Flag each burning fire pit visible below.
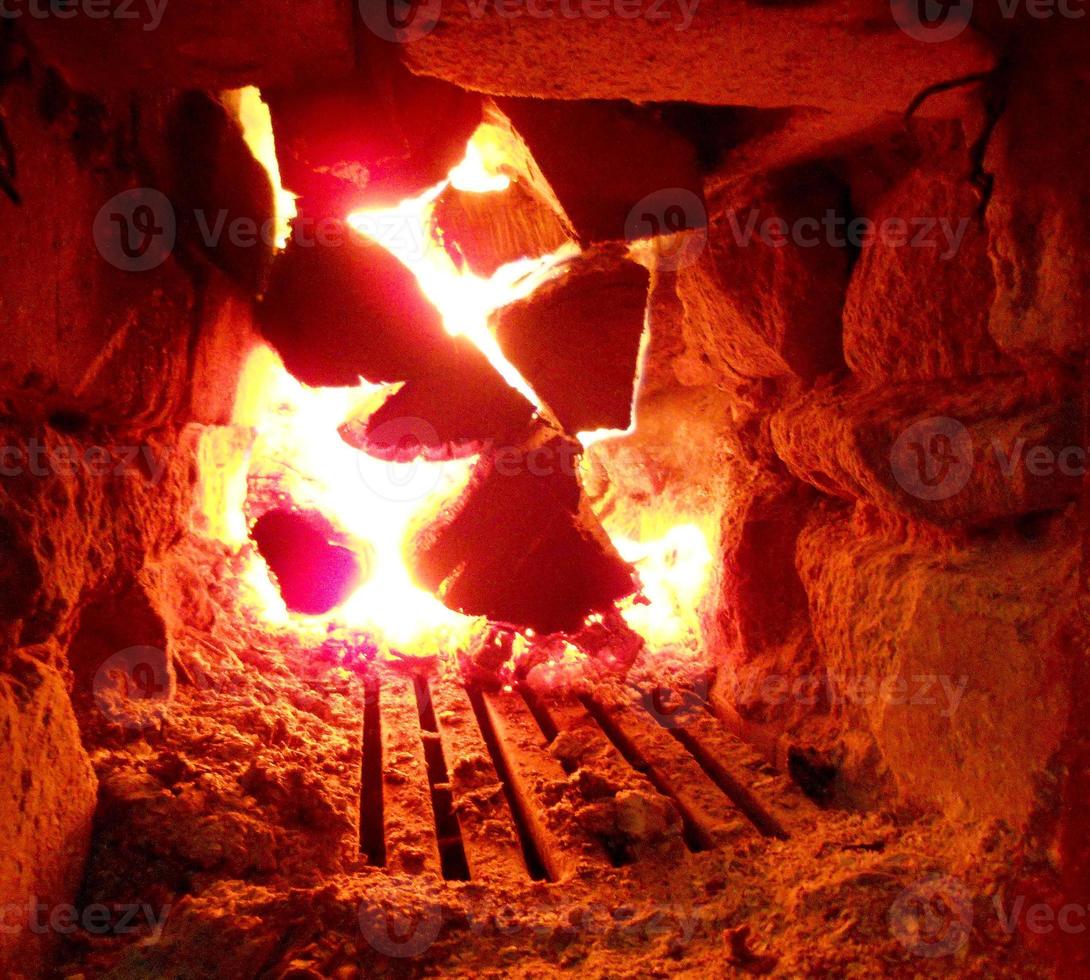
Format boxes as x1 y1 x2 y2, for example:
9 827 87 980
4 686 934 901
0 7 1086 979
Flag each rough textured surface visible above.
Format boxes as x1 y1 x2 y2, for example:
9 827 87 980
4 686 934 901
0 48 260 428
677 166 850 382
770 375 1081 525
168 92 275 296
2 12 1087 980
412 431 636 633
842 135 1009 381
495 98 705 245
431 180 572 278
984 33 1090 367
718 465 813 665
22 1 353 92
0 656 97 977
797 506 1075 825
493 248 651 433
405 1 994 113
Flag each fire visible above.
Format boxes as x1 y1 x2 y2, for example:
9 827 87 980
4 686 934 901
230 345 481 654
208 107 716 660
611 524 713 649
345 127 577 411
235 87 297 250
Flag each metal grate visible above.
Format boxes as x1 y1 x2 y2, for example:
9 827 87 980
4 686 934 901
359 668 813 883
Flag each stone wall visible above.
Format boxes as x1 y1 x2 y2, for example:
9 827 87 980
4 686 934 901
0 28 264 975
653 27 1090 842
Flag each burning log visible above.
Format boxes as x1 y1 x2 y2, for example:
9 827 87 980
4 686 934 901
257 216 452 387
430 181 572 278
338 337 535 461
410 429 635 634
265 52 483 216
168 92 275 296
492 99 706 246
250 508 363 616
493 248 650 434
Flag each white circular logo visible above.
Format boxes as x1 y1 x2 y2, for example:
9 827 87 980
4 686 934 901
356 416 448 503
890 416 973 502
890 0 973 43
637 676 711 730
358 0 442 43
625 188 708 271
889 876 973 957
359 899 443 957
93 188 176 272
93 646 172 730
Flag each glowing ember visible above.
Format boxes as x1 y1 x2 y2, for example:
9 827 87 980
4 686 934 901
208 114 717 661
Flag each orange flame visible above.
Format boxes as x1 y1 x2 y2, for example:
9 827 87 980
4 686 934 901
206 109 716 660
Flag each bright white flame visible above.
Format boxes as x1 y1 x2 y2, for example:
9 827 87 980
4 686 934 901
449 140 511 194
236 86 297 250
231 345 481 653
346 131 577 411
612 523 714 650
202 123 719 665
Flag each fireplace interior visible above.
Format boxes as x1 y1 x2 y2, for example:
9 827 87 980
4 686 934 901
1 5 1088 978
